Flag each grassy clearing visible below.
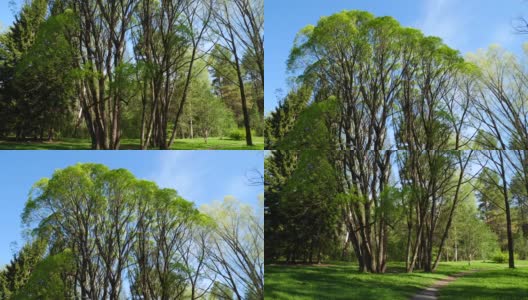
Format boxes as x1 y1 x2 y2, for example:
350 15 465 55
265 261 527 300
0 137 264 150
439 261 528 300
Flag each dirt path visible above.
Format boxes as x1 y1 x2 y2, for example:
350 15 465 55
410 270 478 300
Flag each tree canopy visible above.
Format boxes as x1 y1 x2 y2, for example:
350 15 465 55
0 163 264 299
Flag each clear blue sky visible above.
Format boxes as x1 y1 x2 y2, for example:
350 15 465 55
265 0 528 113
0 0 17 33
0 151 264 266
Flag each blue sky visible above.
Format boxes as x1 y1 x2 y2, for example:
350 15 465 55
265 0 528 113
0 1 17 32
0 151 263 266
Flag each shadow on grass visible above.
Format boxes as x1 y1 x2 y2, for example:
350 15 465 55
265 264 439 300
265 262 528 300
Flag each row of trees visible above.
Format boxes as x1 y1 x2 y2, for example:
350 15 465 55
0 0 264 148
265 11 528 151
0 164 264 299
265 150 528 273
265 10 528 273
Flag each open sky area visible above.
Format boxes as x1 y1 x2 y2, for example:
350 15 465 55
0 151 264 266
265 0 528 113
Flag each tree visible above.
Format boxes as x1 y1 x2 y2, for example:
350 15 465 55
12 250 76 299
133 0 214 149
264 151 298 262
281 150 340 264
455 199 499 264
209 0 265 146
73 0 137 149
202 196 264 300
0 238 48 299
264 86 310 148
22 163 210 299
11 9 77 141
0 0 49 139
192 83 236 143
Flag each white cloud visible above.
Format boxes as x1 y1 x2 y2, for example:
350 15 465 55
147 152 207 202
416 0 461 45
147 151 263 208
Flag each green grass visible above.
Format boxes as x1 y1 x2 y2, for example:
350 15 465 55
439 261 528 300
0 137 264 150
265 261 528 300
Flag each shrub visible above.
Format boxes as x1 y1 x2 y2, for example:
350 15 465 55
491 252 508 263
229 128 245 141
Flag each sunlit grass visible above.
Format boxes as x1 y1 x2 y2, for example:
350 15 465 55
265 261 528 300
0 137 264 150
439 261 528 300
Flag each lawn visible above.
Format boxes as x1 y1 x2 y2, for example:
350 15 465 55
0 137 264 150
265 261 528 300
439 261 528 300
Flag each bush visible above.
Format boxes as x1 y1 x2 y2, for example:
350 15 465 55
229 128 245 140
491 252 508 263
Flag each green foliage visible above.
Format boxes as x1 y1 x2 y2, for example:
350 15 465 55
265 150 341 263
265 86 311 148
264 151 298 262
12 9 78 139
209 281 234 300
228 128 246 140
454 196 500 262
12 250 75 299
209 45 247 127
20 163 204 298
201 196 264 299
191 83 236 142
0 0 50 137
271 9 467 150
491 252 508 263
278 97 338 149
0 238 48 299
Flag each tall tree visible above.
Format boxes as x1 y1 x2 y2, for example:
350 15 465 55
203 196 264 300
72 0 137 149
209 0 264 146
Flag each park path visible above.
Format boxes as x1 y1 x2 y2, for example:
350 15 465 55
410 269 478 300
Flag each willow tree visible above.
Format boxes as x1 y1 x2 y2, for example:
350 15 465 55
276 10 481 273
392 33 474 273
21 164 206 299
131 187 202 299
284 11 407 273
72 0 138 149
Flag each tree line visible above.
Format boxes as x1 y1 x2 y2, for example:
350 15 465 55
0 163 264 299
0 0 264 149
265 10 528 273
265 149 528 273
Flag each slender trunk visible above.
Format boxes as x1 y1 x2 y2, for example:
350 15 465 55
499 151 515 268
